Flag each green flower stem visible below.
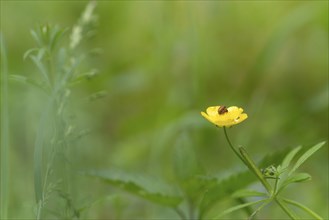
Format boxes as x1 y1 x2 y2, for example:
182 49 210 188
238 147 273 194
282 198 323 220
239 147 299 219
223 127 247 164
223 128 301 219
223 127 272 194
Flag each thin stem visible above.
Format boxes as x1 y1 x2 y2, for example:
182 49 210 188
223 127 274 194
239 147 273 194
248 198 271 220
273 178 279 196
0 33 9 220
223 127 247 164
236 198 254 217
275 198 298 219
174 207 187 220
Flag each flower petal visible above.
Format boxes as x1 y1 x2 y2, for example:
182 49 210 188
201 105 248 127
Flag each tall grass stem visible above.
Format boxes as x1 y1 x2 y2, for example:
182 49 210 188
0 33 10 219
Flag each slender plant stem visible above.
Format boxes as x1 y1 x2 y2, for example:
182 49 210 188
275 198 298 219
238 147 273 194
273 178 279 196
174 207 187 220
223 127 272 193
248 199 271 220
0 33 9 220
223 127 247 164
223 128 301 219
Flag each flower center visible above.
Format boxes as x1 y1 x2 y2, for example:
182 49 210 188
218 106 228 115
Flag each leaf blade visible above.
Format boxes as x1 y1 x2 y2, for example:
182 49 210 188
288 141 325 176
282 198 323 220
84 169 183 207
281 146 302 170
212 198 270 219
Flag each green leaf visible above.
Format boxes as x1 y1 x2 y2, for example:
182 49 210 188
278 173 311 194
173 132 199 180
30 55 50 85
281 146 302 170
30 29 42 46
212 198 270 219
282 198 323 220
10 75 50 94
286 172 311 183
49 26 68 52
23 48 38 60
288 141 325 176
232 189 267 198
84 169 183 207
199 171 253 218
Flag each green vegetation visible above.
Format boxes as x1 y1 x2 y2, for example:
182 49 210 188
1 1 328 219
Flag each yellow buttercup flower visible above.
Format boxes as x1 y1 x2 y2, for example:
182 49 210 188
201 105 248 127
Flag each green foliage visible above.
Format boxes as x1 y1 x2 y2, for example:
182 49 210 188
85 169 183 207
214 142 325 219
17 2 100 219
213 198 270 219
1 1 327 219
288 141 325 176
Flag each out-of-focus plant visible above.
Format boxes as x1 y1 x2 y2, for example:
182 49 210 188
87 105 325 219
0 33 10 220
11 1 99 219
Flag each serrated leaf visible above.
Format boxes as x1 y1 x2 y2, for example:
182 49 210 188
84 169 183 207
288 141 325 176
199 171 253 218
281 146 302 170
232 189 267 198
173 132 203 182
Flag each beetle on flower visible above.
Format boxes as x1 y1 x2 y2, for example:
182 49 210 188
201 105 248 127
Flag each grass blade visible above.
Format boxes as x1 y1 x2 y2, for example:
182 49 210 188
281 146 302 170
282 198 323 220
288 141 325 176
0 33 9 219
212 198 269 219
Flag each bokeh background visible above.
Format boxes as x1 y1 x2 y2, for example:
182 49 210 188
1 0 328 219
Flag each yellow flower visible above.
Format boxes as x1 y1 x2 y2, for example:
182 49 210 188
201 105 248 127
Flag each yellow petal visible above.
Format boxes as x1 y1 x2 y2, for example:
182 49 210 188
201 105 248 127
206 106 220 116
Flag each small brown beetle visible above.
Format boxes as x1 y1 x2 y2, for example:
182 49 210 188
218 106 228 115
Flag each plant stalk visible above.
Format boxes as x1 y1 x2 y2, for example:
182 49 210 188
0 33 9 220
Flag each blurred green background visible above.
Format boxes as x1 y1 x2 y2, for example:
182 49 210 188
1 0 328 219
